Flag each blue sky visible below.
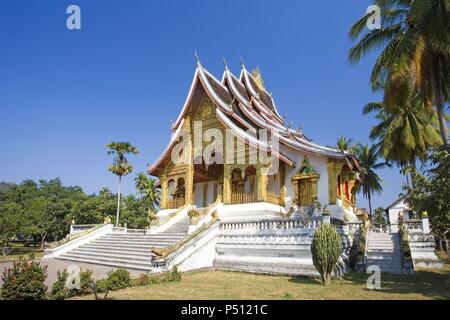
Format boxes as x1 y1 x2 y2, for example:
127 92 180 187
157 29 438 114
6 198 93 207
0 0 407 209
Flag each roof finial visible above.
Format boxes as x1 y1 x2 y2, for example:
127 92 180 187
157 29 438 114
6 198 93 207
240 57 246 69
223 57 228 69
194 51 201 66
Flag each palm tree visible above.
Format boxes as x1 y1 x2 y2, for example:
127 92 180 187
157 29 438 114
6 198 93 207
354 143 391 216
134 172 160 212
349 0 450 144
336 136 355 153
106 142 139 227
99 187 112 198
364 83 443 167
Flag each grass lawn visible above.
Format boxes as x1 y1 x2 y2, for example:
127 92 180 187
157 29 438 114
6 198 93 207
73 264 450 300
0 243 44 262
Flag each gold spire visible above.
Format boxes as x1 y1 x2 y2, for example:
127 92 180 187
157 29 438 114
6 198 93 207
194 51 201 66
252 66 265 90
223 57 228 69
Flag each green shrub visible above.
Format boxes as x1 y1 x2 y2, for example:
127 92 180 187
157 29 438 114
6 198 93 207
162 266 182 282
311 224 342 285
132 274 152 286
78 269 95 295
131 267 181 287
51 269 85 300
1 259 48 300
51 270 69 300
105 268 131 291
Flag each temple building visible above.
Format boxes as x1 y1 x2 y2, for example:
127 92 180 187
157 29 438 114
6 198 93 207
48 58 441 275
149 58 361 221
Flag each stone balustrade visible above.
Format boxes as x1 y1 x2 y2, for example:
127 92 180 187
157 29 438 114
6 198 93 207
404 219 423 231
220 218 322 235
343 221 363 232
69 224 99 235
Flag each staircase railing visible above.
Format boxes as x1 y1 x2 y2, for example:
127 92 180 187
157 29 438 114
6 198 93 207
44 223 114 258
151 219 220 269
70 224 100 235
147 205 191 235
188 201 222 234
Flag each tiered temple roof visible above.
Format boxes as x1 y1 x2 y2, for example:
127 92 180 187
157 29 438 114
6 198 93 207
149 58 359 176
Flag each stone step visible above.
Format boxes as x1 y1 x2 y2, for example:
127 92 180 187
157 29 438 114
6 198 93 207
103 233 186 238
72 247 154 258
368 242 395 245
57 254 152 271
77 245 154 255
366 267 404 274
99 236 184 243
367 248 395 253
368 235 396 238
92 239 181 246
82 242 168 250
367 243 395 248
60 252 152 268
67 250 153 262
366 257 399 262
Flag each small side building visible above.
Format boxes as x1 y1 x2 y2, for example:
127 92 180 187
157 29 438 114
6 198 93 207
385 194 418 232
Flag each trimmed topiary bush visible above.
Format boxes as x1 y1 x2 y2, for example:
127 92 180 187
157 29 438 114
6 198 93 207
1 259 48 300
311 224 342 285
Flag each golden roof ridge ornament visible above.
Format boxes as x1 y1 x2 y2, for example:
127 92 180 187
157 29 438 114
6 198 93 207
223 57 228 70
194 51 201 67
252 66 265 90
240 57 246 70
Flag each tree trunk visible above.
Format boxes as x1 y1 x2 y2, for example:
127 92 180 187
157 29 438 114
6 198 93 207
368 192 372 217
434 68 448 145
436 104 448 145
116 176 122 227
40 232 47 250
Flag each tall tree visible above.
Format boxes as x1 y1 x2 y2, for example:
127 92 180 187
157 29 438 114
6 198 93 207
335 136 355 153
134 173 160 212
106 142 139 227
349 0 450 144
404 145 450 238
354 143 391 216
364 83 443 168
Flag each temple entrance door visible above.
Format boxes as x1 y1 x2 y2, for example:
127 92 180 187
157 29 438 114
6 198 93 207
298 178 312 206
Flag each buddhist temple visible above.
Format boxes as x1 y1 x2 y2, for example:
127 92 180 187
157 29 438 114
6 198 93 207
148 57 361 222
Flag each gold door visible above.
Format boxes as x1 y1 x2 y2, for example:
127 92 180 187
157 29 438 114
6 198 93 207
298 178 312 205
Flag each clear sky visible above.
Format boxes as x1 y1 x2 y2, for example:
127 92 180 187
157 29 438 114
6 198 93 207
0 0 407 209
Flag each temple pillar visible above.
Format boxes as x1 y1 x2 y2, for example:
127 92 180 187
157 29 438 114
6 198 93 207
347 178 357 206
183 116 194 206
327 160 344 205
223 165 232 204
279 164 286 206
257 166 268 202
311 176 319 203
160 175 168 209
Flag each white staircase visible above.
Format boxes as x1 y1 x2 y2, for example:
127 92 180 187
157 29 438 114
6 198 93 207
366 231 403 274
56 217 189 271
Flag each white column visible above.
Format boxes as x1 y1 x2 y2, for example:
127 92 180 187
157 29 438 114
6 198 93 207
422 217 430 234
